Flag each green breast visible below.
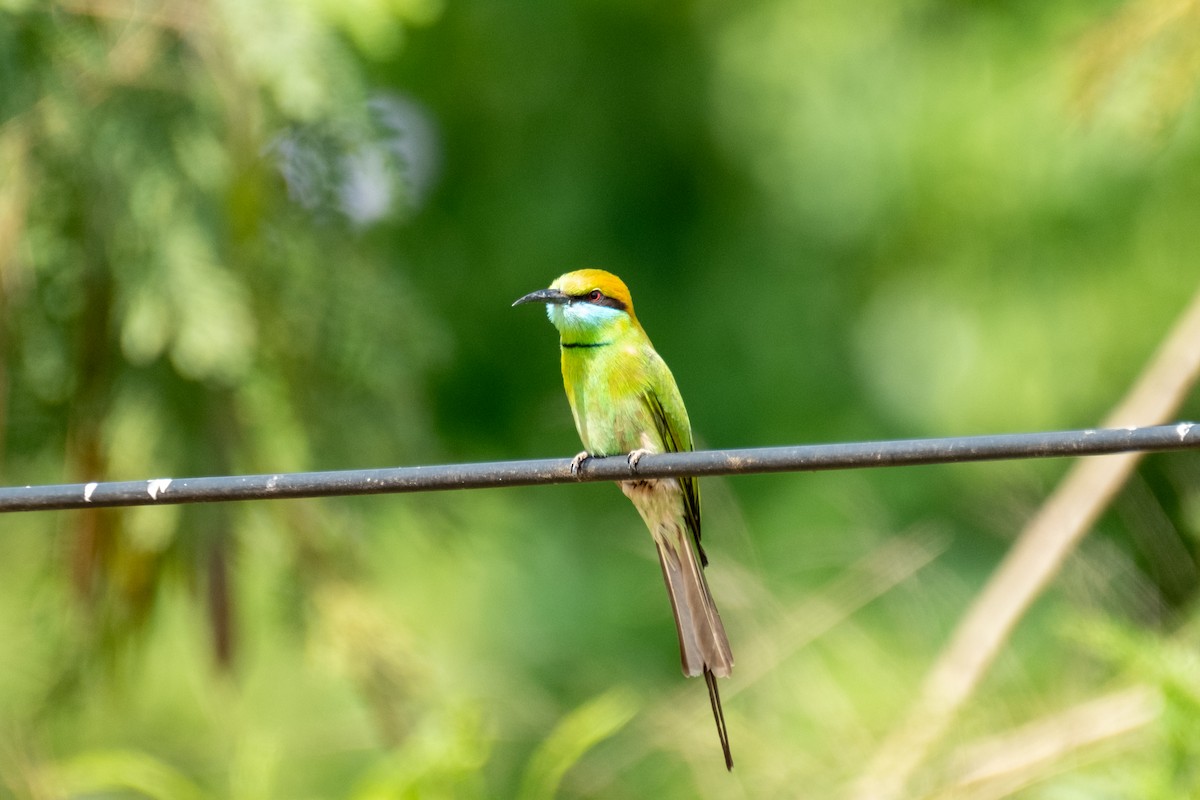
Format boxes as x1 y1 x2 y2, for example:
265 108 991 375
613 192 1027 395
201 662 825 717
561 343 658 456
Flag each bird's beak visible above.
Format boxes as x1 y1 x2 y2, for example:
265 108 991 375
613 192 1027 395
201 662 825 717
512 288 570 308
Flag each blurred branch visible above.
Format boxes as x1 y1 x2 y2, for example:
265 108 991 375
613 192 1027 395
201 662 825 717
1 424 1199 513
727 529 950 693
1073 0 1200 135
55 0 206 33
925 686 1161 800
0 125 28 470
853 284 1200 800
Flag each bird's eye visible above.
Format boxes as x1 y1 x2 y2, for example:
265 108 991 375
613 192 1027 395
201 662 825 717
588 289 602 301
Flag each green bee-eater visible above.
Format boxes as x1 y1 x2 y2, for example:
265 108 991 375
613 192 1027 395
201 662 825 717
514 269 734 770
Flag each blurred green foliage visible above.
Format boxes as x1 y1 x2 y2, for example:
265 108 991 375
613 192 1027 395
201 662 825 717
2 0 1200 797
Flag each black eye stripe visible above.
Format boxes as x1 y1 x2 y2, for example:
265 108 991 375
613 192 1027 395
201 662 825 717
572 291 627 312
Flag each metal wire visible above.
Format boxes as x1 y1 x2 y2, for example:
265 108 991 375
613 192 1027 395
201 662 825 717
1 423 1197 513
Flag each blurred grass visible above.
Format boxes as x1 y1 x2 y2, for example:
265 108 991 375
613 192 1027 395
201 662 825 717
2 0 1200 797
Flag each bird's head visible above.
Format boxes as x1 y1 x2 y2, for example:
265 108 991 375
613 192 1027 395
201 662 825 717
513 269 642 340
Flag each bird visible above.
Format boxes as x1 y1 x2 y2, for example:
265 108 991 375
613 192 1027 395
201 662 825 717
513 268 734 770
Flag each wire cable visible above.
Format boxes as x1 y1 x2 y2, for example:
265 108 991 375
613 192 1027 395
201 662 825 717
1 423 1196 513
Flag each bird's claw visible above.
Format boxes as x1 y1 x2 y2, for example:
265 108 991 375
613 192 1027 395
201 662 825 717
570 451 591 476
627 448 651 472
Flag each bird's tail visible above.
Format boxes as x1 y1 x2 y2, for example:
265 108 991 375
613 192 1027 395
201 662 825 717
653 519 734 769
705 667 733 770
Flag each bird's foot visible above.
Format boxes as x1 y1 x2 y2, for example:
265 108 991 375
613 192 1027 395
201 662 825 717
627 448 652 472
570 451 591 476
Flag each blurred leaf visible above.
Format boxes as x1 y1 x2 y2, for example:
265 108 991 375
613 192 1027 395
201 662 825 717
516 687 639 800
348 704 491 800
55 749 209 800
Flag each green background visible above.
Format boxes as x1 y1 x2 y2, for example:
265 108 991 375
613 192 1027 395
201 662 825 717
2 0 1200 796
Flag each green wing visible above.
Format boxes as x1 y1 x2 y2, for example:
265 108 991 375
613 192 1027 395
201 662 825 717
642 390 707 567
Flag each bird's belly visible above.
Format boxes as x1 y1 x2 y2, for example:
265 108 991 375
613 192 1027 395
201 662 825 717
577 396 655 457
620 476 679 497
619 479 686 534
